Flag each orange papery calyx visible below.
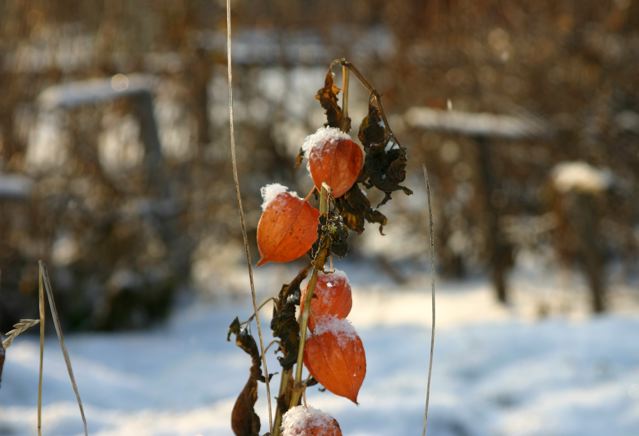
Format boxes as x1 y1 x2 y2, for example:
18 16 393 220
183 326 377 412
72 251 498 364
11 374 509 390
303 316 366 404
300 269 352 331
302 126 364 198
256 183 320 266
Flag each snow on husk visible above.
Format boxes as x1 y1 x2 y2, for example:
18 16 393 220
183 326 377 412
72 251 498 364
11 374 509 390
1 262 638 436
260 183 299 211
282 405 336 435
301 126 353 171
312 316 358 347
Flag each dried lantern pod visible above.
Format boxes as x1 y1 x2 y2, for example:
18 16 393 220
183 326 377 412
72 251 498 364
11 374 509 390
281 405 342 436
303 316 366 404
300 269 352 331
257 184 320 266
302 126 364 198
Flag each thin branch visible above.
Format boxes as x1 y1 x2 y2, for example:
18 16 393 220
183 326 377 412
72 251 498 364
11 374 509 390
40 262 88 436
245 297 275 324
225 0 273 431
421 165 437 436
37 267 45 436
329 58 401 147
289 184 331 409
341 64 350 132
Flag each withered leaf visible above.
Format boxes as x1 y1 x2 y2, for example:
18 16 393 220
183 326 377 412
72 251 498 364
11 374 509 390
358 104 386 147
335 184 388 234
359 104 413 203
271 267 309 370
315 71 350 131
228 318 261 436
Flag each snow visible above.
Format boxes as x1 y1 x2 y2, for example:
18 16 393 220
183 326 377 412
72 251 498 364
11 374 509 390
282 405 337 435
1 263 638 436
0 173 33 199
551 161 613 194
312 316 358 347
39 75 157 110
404 107 550 139
260 183 299 211
301 126 353 170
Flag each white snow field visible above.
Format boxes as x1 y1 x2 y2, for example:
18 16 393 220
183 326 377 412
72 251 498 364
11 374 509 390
1 263 638 436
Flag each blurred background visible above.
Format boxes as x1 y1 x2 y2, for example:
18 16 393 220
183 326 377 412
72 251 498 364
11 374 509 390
1 1 639 435
1 0 637 330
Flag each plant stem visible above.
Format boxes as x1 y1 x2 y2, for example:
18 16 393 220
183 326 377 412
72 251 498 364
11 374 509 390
288 184 331 410
342 64 350 132
37 265 45 436
226 0 273 430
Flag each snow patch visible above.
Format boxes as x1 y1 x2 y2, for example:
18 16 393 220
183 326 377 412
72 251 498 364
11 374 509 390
312 315 357 346
552 161 612 193
301 126 354 171
282 405 337 435
320 268 348 290
260 183 299 211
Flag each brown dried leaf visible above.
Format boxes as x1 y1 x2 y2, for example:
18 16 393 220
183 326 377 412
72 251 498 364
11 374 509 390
315 72 350 131
228 318 261 436
271 267 309 369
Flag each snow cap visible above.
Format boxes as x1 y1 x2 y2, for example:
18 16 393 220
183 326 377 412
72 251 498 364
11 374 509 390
301 126 353 170
260 183 300 211
312 315 357 347
282 405 338 435
551 161 613 193
319 268 348 289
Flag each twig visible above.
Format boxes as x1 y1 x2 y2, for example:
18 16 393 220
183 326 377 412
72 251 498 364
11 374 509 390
245 297 275 324
40 262 88 436
225 0 273 431
329 58 400 147
2 319 39 349
341 64 350 132
37 267 45 436
289 184 331 409
421 166 437 436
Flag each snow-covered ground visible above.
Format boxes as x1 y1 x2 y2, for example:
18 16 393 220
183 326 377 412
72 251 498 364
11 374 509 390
1 263 638 436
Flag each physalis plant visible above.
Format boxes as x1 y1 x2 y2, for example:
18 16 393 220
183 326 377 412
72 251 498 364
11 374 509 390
228 59 412 436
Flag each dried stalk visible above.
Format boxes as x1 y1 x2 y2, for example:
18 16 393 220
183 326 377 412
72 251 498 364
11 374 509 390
225 0 273 431
37 268 45 436
341 64 350 132
329 58 399 146
289 184 331 409
421 165 437 436
40 262 88 435
2 319 39 349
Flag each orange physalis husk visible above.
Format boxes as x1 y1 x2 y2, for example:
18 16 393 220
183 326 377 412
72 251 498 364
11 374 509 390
302 126 364 198
257 184 320 266
300 269 352 331
281 405 342 436
303 316 366 404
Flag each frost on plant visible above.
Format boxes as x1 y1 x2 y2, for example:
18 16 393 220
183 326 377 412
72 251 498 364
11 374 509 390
228 59 412 435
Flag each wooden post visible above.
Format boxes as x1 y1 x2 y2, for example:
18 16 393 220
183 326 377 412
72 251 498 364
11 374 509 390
474 136 512 304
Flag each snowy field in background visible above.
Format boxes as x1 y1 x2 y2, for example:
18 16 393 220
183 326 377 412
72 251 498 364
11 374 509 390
1 263 638 436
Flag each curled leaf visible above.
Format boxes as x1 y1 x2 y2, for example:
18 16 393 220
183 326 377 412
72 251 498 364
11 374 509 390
228 318 262 436
316 71 350 131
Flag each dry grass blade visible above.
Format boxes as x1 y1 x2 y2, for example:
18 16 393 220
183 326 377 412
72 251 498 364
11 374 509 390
225 0 273 431
39 261 88 436
422 165 437 436
2 319 40 349
37 264 45 436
